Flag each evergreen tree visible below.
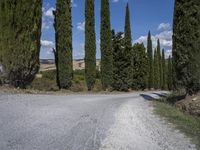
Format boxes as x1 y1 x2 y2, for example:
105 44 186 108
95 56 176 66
54 0 73 89
85 0 96 91
147 31 153 89
132 43 148 90
168 56 173 90
112 31 129 91
173 0 200 95
0 0 42 88
154 49 159 89
162 49 167 89
124 3 133 88
157 39 162 89
100 0 113 90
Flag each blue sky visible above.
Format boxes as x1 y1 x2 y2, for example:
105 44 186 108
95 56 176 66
41 0 175 59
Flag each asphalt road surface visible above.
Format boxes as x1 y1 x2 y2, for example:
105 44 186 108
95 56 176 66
0 92 196 150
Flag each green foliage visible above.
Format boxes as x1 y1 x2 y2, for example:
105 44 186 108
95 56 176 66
112 31 129 91
147 31 154 89
157 39 162 89
41 70 57 81
124 3 133 88
100 0 113 90
132 43 148 90
168 56 173 90
0 0 42 88
162 49 167 90
173 0 200 95
85 0 96 91
0 1 3 63
154 49 159 89
31 78 58 91
54 0 73 89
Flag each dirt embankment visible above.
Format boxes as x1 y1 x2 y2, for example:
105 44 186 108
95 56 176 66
175 94 200 117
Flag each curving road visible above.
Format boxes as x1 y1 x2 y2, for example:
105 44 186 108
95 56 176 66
0 92 196 150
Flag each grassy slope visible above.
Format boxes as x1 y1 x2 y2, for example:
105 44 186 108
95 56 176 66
153 101 200 149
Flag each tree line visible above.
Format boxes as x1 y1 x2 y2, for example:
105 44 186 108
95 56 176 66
0 0 199 95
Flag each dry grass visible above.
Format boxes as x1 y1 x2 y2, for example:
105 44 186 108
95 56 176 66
153 100 200 149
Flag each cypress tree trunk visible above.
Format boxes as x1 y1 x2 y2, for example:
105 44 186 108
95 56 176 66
147 31 153 89
162 49 167 90
157 39 162 89
55 0 73 89
85 0 96 91
100 0 113 90
0 0 42 88
173 0 200 95
124 3 133 89
154 49 159 89
168 56 173 91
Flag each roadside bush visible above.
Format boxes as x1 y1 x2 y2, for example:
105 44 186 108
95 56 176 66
31 78 58 91
41 70 57 80
158 92 186 104
70 80 87 92
74 70 85 76
31 69 102 92
93 79 103 92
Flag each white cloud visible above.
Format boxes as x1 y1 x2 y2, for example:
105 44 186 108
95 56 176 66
44 7 55 18
73 43 85 59
112 0 119 3
158 23 171 31
77 21 85 31
134 30 173 58
165 49 172 58
71 0 77 7
41 40 54 48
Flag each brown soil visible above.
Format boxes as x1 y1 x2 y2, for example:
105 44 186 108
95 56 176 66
175 94 200 117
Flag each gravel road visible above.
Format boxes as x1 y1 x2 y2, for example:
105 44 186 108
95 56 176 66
0 92 196 150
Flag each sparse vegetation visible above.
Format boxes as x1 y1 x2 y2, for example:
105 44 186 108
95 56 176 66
29 70 103 92
154 100 200 149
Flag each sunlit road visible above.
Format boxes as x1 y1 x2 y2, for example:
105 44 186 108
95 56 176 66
0 92 196 150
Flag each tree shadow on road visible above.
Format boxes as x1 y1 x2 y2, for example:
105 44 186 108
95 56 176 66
140 94 156 101
152 93 168 98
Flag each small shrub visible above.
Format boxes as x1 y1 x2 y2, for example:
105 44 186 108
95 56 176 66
41 70 57 80
31 78 58 91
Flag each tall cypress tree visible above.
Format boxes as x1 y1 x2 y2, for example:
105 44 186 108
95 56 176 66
112 31 129 91
162 49 167 89
154 49 159 89
173 0 200 95
0 0 3 65
147 31 153 89
157 39 162 89
132 43 148 90
168 56 173 91
124 3 133 89
100 0 113 90
55 0 73 89
85 0 96 91
0 0 42 88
